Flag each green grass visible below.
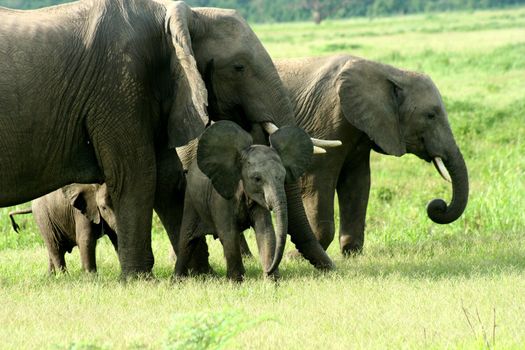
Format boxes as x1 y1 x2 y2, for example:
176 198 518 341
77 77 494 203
1 7 525 349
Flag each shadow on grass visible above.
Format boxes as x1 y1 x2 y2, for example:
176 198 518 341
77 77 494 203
330 232 525 281
158 231 525 283
2 232 523 286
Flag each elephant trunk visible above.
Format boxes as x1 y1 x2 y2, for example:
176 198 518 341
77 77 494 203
427 146 469 224
285 181 335 269
265 186 288 275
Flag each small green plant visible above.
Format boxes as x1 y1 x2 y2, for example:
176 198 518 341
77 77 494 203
377 187 395 203
60 341 107 350
164 310 271 350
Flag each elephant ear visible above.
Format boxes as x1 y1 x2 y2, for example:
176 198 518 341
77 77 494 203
197 121 253 199
165 1 208 148
62 184 101 224
337 59 406 156
270 126 313 183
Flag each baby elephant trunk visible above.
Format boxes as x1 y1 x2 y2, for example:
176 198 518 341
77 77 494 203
265 186 288 276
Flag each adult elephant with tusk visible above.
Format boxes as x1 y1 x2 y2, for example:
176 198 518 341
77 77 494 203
270 54 469 255
0 0 333 277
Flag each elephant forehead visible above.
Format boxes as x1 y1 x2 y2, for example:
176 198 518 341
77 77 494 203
195 7 251 36
243 147 283 171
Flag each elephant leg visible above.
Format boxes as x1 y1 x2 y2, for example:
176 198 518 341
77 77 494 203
301 175 337 250
92 123 156 278
41 230 65 274
337 152 371 255
46 248 66 275
155 147 213 274
174 201 201 278
48 247 67 274
239 233 253 257
35 213 65 274
110 174 155 278
75 216 98 273
220 232 245 282
155 190 212 274
47 257 55 275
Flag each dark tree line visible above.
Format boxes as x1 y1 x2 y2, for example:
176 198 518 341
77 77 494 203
2 0 524 23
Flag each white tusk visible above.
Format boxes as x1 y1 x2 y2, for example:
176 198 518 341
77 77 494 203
311 138 342 148
263 122 335 155
433 157 451 182
313 146 326 154
262 122 278 135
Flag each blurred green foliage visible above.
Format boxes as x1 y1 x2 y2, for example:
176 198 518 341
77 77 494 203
2 0 525 23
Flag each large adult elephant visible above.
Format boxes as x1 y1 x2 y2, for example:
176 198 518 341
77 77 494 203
0 0 332 277
274 55 469 254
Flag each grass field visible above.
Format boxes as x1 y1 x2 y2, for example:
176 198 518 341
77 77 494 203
1 7 525 350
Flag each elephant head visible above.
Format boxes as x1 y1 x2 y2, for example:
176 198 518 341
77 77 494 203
196 121 313 274
164 1 296 140
63 183 117 231
336 58 468 224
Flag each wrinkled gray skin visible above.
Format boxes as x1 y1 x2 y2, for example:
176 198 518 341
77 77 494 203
8 184 118 273
176 121 312 281
270 55 469 255
0 0 331 277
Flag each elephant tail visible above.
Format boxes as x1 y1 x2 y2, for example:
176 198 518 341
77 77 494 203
8 208 32 233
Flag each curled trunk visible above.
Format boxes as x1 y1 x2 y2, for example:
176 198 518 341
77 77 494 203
427 147 469 224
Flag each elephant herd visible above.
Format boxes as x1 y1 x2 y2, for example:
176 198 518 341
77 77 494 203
0 0 468 281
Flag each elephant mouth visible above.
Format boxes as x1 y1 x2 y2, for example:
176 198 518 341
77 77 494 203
420 149 452 183
407 139 451 182
432 157 452 182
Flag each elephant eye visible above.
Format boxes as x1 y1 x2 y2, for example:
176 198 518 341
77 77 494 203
233 64 245 72
427 113 436 120
253 175 262 183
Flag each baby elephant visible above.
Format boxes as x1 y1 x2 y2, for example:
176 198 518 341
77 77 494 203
175 121 313 281
9 184 117 273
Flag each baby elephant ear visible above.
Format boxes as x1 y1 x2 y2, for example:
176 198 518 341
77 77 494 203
270 126 313 183
197 121 253 199
62 184 101 224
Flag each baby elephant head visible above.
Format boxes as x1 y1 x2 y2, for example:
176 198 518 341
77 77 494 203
197 120 313 274
62 183 116 231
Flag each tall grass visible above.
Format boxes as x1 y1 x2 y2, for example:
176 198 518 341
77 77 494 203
0 7 524 350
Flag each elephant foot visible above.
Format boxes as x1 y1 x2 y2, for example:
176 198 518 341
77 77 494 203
184 238 214 275
227 272 245 283
340 235 363 256
188 265 216 277
119 270 156 284
187 259 215 276
264 269 280 282
171 271 188 283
